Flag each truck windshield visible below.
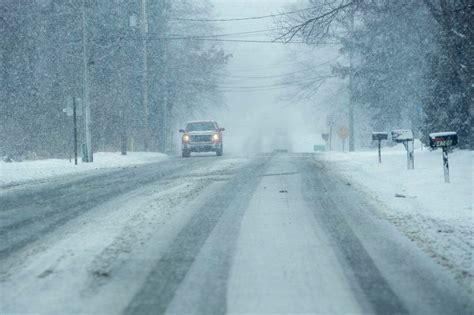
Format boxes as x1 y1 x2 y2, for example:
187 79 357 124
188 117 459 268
186 122 216 131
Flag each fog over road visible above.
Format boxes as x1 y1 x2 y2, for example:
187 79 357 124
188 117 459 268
1 153 472 314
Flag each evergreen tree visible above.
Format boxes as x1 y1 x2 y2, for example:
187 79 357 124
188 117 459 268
421 0 472 149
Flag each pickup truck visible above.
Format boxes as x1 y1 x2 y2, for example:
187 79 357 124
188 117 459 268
179 121 225 157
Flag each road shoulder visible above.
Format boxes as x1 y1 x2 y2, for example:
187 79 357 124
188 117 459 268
313 151 473 293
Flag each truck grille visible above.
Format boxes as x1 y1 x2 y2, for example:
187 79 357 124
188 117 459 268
190 135 212 142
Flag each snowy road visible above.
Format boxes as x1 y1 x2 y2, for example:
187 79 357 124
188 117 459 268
1 153 472 314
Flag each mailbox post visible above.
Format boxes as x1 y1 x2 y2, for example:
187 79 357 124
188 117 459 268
372 132 388 163
429 132 458 183
391 130 414 170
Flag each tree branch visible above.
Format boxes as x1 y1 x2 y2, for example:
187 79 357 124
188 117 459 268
275 1 356 43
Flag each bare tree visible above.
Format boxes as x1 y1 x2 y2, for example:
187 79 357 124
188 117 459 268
276 1 357 44
275 0 360 150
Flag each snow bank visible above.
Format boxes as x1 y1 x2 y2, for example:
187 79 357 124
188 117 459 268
319 147 473 290
320 147 472 221
0 152 168 187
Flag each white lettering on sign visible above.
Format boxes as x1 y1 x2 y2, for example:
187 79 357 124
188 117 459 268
434 139 453 147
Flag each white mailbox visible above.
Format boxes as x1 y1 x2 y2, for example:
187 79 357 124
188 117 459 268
391 130 414 142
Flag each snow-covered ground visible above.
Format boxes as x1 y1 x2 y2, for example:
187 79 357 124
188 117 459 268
0 157 250 314
226 156 363 314
0 152 168 188
1 152 471 313
318 146 473 291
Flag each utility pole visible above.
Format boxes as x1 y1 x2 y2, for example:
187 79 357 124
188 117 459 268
73 97 78 165
326 115 335 151
120 110 127 155
82 0 93 162
348 8 355 152
141 0 150 150
118 3 127 156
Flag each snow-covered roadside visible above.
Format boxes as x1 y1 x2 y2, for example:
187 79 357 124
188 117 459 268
317 147 473 291
0 152 167 188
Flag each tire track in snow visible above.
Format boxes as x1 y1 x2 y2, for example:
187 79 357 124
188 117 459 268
124 155 271 315
0 158 212 260
298 155 472 315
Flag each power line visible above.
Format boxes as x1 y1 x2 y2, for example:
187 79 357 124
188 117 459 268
140 36 339 44
170 5 317 22
217 84 323 93
86 35 292 44
221 56 341 72
190 75 332 90
219 69 312 79
83 35 318 44
218 87 291 92
71 29 340 45
157 28 280 38
219 58 340 78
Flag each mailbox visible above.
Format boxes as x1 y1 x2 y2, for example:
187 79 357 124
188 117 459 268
391 129 415 170
391 130 413 143
372 132 388 141
429 132 458 148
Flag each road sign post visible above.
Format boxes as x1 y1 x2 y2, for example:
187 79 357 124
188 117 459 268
391 130 414 170
372 132 388 163
429 132 458 183
321 133 329 151
329 125 333 150
64 97 83 165
338 127 349 152
83 103 93 162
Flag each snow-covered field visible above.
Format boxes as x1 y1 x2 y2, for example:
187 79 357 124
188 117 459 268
0 152 168 188
318 146 473 291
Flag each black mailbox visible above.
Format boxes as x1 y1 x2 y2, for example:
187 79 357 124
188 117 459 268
429 132 458 148
372 132 388 141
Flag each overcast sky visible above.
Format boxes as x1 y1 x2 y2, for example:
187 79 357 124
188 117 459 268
206 0 344 152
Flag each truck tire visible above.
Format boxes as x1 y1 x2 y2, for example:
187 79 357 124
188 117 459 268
182 149 190 158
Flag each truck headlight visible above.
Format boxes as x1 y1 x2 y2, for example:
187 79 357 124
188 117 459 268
182 134 190 143
212 133 220 141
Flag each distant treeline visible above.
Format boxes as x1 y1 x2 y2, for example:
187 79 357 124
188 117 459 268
1 0 229 158
278 0 472 149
